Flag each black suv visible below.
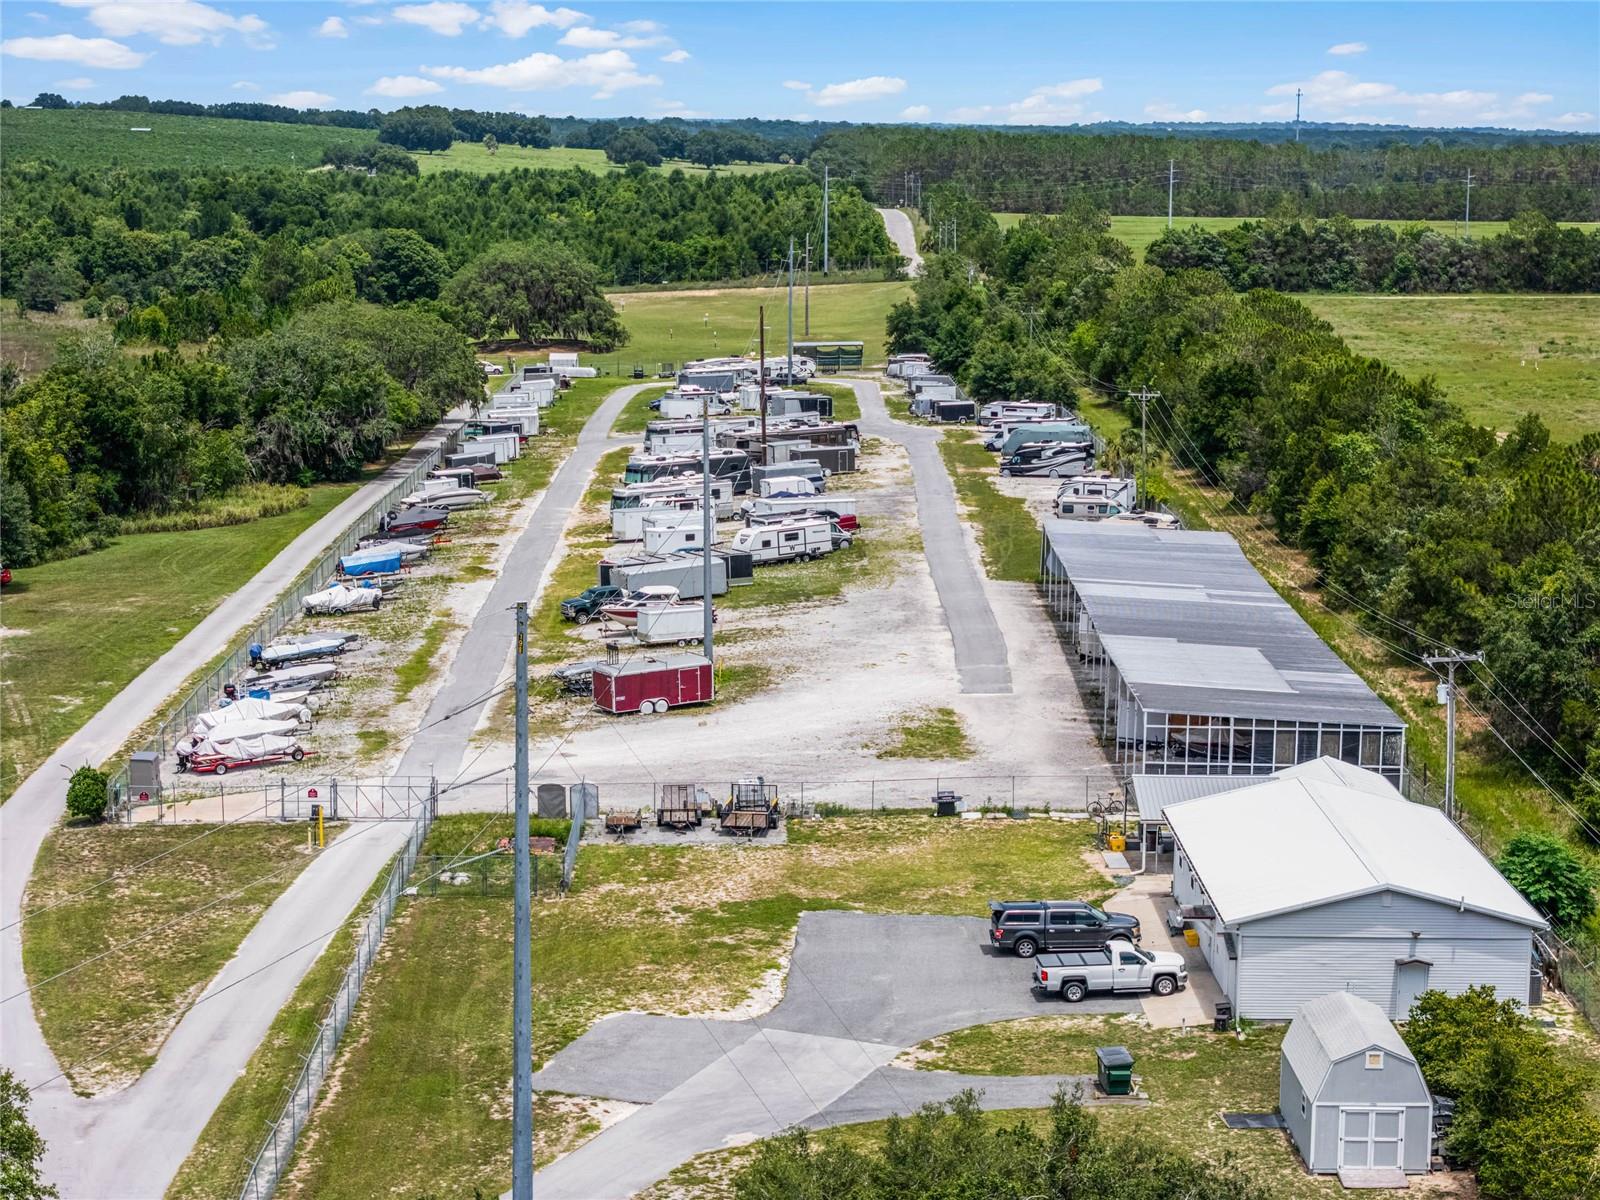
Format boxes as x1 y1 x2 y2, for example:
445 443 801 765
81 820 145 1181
561 585 623 625
988 900 1141 958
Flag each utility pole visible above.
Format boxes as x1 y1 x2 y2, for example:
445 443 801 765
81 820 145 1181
1132 384 1160 499
1423 650 1483 822
511 603 532 1200
699 391 714 658
758 304 767 448
803 232 811 337
1167 158 1175 228
1294 87 1302 142
1463 168 1475 239
786 237 795 390
1022 308 1040 343
821 163 829 276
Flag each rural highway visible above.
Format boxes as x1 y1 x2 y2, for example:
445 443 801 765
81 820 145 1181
0 388 647 1197
876 207 923 276
847 378 1012 693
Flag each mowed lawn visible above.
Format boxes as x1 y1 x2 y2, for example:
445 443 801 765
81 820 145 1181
415 141 785 178
995 212 1600 260
270 813 1108 1200
0 107 371 169
608 280 911 371
0 485 355 799
1302 294 1600 438
22 822 334 1093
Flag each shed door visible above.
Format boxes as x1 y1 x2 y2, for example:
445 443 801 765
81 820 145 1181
1393 960 1431 1016
1339 1108 1403 1169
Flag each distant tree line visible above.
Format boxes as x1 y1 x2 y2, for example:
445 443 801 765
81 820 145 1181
1145 212 1600 292
887 205 1600 808
823 125 1600 220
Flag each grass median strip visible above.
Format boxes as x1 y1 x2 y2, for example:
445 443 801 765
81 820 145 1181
22 822 341 1095
874 706 975 760
936 431 1040 582
276 813 1107 1199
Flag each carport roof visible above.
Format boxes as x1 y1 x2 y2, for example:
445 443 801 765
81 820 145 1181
1163 771 1546 929
1042 521 1402 728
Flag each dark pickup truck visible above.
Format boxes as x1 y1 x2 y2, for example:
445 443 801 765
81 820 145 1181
560 585 624 624
988 899 1142 958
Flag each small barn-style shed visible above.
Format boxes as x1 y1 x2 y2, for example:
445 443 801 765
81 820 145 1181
1280 991 1432 1178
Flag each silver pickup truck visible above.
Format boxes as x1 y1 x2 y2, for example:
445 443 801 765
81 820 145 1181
1030 938 1188 1002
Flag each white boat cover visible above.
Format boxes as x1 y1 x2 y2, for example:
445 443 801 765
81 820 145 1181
256 634 353 665
356 539 429 562
193 698 311 733
303 583 382 615
179 731 299 760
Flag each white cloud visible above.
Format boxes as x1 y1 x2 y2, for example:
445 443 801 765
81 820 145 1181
270 89 334 108
899 104 931 120
1551 111 1597 127
366 73 444 97
355 14 383 25
1326 41 1367 56
317 15 348 37
618 19 660 34
559 25 666 49
1266 70 1560 125
56 75 94 88
660 48 689 63
56 0 270 47
0 33 146 68
1144 100 1208 122
652 97 706 117
781 79 810 91
483 1 588 36
392 1 478 36
808 75 906 107
423 48 660 97
950 77 1103 124
231 79 259 90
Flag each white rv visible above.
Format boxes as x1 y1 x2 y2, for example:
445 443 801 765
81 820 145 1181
757 475 818 498
728 515 851 564
613 499 704 542
546 352 598 378
482 409 539 437
659 388 733 420
742 495 858 530
980 400 1057 423
1054 475 1138 520
611 476 735 519
642 514 713 555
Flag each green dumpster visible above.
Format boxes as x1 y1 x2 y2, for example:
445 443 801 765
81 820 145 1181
1095 1045 1134 1096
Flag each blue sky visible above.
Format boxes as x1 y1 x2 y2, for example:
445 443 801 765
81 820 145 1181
2 1 1596 131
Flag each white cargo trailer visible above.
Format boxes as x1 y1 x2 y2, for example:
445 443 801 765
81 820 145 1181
642 514 713 555
613 502 704 542
633 604 710 646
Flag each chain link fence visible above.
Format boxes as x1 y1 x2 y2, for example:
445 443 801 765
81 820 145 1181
108 435 459 808
236 786 437 1200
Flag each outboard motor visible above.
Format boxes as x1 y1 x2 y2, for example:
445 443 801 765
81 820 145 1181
223 683 238 701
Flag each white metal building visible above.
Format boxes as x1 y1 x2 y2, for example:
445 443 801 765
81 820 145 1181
1039 521 1406 784
1280 990 1432 1178
1165 768 1546 1019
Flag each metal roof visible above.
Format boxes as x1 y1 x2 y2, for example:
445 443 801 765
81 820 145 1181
1281 991 1415 1093
1043 521 1402 727
1130 757 1403 824
1163 772 1546 929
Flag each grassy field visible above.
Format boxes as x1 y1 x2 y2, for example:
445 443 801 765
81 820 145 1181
21 822 336 1094
0 304 102 377
0 108 373 169
875 706 975 760
0 483 357 800
1301 294 1600 439
936 431 1043 582
274 812 1109 1199
995 212 1600 260
414 140 783 178
609 281 910 371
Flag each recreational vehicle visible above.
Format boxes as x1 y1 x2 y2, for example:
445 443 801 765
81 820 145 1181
612 499 705 542
641 514 713 556
1054 475 1138 519
999 441 1096 478
728 514 852 564
980 400 1058 423
742 495 859 531
995 422 1095 459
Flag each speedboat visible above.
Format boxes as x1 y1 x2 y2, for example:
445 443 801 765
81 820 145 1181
599 585 683 628
192 697 311 734
381 506 448 536
303 582 383 615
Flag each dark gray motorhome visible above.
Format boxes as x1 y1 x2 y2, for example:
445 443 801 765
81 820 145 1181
998 441 1096 478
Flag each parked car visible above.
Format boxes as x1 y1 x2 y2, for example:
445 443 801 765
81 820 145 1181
0 565 10 587
1031 939 1188 1001
988 899 1141 958
561 585 625 625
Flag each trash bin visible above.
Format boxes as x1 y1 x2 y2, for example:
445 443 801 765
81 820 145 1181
1095 1045 1134 1096
1214 1001 1234 1033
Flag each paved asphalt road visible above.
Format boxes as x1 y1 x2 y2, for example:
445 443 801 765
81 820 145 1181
0 388 647 1198
877 206 924 277
846 378 1013 693
529 912 1133 1199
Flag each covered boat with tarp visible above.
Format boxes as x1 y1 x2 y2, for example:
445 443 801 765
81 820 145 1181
179 731 308 774
339 546 405 577
236 661 338 695
302 583 383 615
380 506 448 536
192 697 311 734
248 632 358 669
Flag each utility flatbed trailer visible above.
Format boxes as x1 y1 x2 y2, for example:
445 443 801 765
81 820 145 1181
603 810 643 837
719 777 779 836
656 783 703 829
719 809 772 837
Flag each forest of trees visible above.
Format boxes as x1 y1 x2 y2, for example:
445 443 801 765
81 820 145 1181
822 124 1600 219
0 162 892 332
886 205 1600 830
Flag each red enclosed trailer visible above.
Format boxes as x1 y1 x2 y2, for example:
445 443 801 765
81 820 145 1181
592 653 713 715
